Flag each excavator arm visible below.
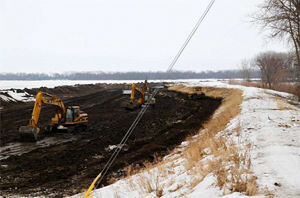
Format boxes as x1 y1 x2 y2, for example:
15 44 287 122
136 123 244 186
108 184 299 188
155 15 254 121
28 91 43 127
28 92 66 126
42 92 66 124
129 77 148 104
129 83 145 105
126 83 145 111
143 77 148 92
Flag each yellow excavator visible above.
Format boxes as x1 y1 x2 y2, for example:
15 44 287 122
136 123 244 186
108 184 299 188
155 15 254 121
19 91 88 142
125 78 156 111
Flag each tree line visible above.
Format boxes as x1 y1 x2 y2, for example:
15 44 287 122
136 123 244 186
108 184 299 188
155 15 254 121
239 51 298 88
0 70 261 80
249 0 300 97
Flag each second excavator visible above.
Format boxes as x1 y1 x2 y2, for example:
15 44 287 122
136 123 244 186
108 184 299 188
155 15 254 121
19 91 88 142
125 78 156 111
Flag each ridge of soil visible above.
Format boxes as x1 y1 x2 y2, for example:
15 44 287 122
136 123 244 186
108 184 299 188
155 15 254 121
0 83 221 197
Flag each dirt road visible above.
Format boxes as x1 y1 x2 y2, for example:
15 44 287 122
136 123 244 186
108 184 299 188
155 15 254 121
0 84 221 197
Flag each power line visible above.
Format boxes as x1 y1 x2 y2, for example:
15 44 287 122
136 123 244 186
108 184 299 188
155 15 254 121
86 0 216 195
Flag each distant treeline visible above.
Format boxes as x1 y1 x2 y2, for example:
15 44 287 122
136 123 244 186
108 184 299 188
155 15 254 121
0 70 261 80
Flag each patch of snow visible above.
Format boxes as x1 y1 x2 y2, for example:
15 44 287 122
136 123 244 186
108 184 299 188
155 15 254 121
203 147 212 155
180 141 189 146
187 174 222 197
0 90 35 102
104 144 128 152
265 89 296 99
1 164 8 168
7 90 35 102
0 94 15 102
105 145 119 151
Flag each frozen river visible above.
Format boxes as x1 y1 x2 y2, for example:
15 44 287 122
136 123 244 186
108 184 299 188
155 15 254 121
0 79 219 89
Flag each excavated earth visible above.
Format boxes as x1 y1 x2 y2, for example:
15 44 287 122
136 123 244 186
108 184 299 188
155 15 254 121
0 83 221 197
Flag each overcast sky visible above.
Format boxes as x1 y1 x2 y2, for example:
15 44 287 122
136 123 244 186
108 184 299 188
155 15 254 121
0 0 291 74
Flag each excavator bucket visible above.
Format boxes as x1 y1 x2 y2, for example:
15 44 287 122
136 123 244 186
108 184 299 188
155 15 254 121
125 105 135 111
19 126 40 142
125 103 141 111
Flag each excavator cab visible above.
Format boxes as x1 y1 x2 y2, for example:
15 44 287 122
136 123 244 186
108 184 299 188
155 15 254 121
187 86 206 99
195 87 202 92
66 108 75 122
65 106 81 123
122 83 132 95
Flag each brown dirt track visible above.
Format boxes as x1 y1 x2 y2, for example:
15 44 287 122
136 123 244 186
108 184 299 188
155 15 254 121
0 83 221 197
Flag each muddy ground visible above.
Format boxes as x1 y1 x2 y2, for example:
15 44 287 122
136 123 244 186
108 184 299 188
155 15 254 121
0 83 221 197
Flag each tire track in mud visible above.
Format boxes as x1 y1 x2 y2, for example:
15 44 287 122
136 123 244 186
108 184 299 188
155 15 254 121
0 87 221 197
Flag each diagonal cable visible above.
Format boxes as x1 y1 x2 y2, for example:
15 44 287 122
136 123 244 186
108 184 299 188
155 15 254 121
89 0 216 193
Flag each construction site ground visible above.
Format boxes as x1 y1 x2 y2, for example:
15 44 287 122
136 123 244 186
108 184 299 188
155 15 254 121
0 83 221 197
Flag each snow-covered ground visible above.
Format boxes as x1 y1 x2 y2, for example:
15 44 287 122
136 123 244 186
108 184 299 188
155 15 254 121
70 81 300 198
0 90 35 103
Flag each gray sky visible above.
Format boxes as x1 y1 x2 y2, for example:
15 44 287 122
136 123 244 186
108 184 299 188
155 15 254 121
0 0 290 74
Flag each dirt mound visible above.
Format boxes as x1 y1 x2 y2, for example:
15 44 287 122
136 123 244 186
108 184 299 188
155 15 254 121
0 84 221 197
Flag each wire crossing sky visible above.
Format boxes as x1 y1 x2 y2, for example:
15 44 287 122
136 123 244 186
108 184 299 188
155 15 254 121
0 0 289 73
87 1 216 194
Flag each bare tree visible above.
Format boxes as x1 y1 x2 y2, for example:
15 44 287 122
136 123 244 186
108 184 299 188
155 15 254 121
254 51 293 88
239 59 253 82
252 0 300 95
